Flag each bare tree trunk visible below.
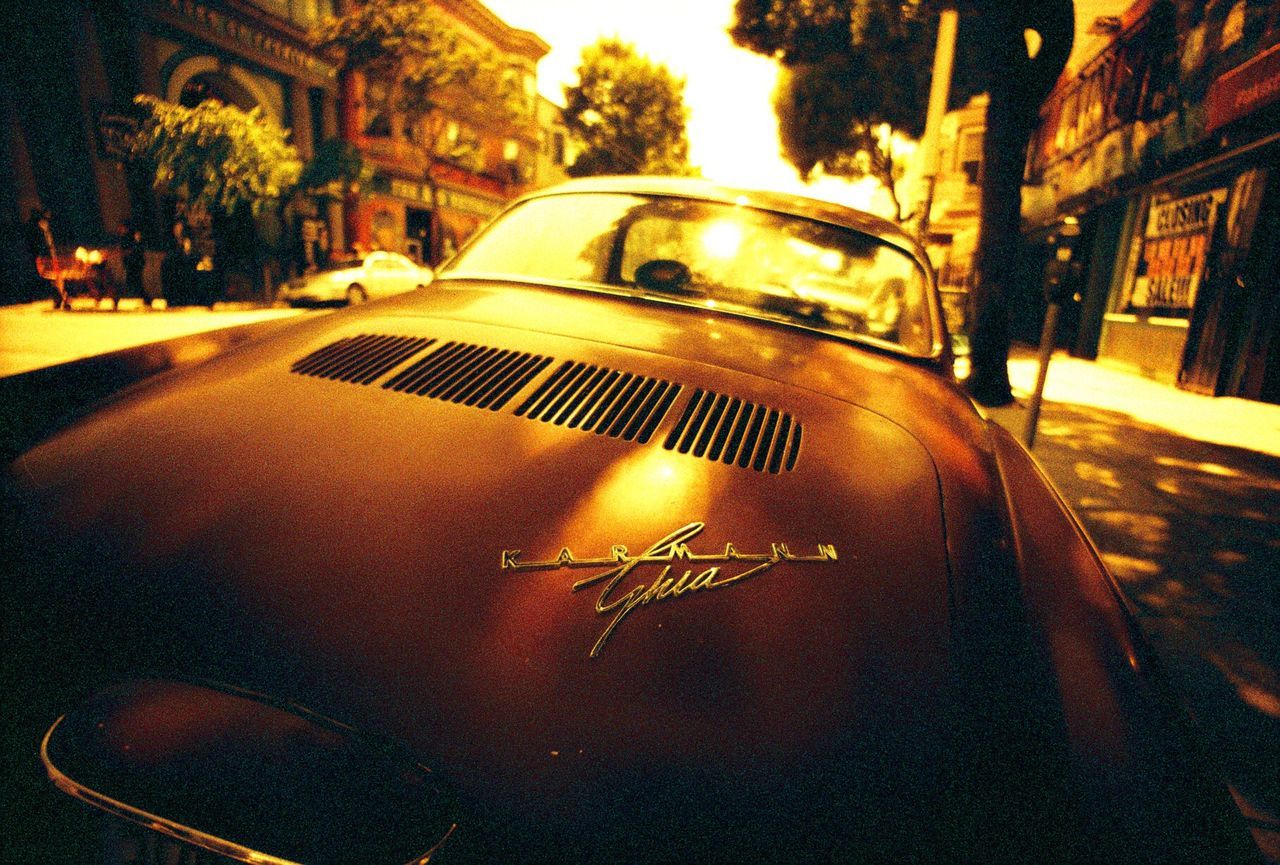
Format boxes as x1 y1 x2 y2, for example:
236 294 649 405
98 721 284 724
965 0 1073 406
874 145 905 224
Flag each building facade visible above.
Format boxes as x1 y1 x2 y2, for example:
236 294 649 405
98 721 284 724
340 0 548 265
919 93 988 340
1 0 551 302
1023 0 1280 402
1 0 343 302
533 94 573 190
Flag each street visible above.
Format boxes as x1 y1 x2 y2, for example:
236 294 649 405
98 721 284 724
0 300 317 377
990 351 1280 860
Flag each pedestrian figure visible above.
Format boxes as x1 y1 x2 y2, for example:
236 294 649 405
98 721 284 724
24 208 67 308
121 225 147 310
161 219 193 305
312 225 332 270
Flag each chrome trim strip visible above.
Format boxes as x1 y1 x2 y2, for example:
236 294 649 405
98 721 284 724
40 715 455 865
434 274 946 363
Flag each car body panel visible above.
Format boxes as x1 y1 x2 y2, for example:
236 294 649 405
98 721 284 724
3 178 1259 863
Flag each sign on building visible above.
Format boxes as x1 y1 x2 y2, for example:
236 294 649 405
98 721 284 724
1124 188 1228 314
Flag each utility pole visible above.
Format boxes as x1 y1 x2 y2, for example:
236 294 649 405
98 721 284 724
915 7 959 241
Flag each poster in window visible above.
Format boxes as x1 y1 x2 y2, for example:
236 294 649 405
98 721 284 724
1124 188 1228 316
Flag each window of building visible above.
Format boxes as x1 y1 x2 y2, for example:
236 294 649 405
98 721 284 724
956 128 983 186
523 72 537 117
363 81 390 137
1056 88 1080 152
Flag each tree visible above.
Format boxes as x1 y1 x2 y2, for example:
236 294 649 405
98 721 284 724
130 95 304 299
312 0 523 262
298 137 368 198
129 97 368 294
130 95 302 217
964 1 1073 406
562 38 695 177
774 57 914 222
731 0 1073 405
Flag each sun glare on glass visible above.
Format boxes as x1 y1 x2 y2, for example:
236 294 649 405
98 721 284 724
701 220 744 259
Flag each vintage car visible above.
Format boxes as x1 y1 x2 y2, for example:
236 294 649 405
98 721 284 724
278 250 434 307
1 177 1261 864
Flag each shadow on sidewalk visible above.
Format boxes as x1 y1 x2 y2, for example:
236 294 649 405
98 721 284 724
1028 399 1280 848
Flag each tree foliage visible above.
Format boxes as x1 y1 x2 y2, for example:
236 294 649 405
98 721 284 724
735 0 942 135
298 137 368 196
130 95 302 216
731 0 1074 405
312 0 522 154
562 38 695 178
740 1 967 222
774 58 912 220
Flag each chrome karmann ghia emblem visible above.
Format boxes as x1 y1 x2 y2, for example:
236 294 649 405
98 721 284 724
501 522 838 657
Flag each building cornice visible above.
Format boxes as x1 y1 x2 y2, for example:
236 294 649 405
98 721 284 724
436 0 550 60
144 0 337 85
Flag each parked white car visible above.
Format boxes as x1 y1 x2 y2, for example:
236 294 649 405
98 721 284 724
280 251 433 306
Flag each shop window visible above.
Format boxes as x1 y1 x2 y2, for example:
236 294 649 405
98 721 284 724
956 128 983 186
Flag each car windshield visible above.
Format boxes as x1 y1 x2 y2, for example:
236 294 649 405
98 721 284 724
440 192 937 356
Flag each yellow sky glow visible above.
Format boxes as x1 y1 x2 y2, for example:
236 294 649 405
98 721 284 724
481 0 895 216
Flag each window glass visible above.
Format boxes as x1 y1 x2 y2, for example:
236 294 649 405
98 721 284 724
444 192 935 355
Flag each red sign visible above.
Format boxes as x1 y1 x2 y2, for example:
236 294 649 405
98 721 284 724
1206 41 1280 132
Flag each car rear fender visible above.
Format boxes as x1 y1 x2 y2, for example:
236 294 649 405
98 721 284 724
988 422 1256 862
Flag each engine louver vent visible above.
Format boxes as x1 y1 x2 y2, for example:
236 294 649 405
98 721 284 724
383 341 553 410
663 389 801 473
291 334 435 384
514 361 682 443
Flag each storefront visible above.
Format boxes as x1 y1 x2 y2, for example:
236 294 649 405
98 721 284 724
1025 6 1280 403
1095 40 1280 401
348 171 507 265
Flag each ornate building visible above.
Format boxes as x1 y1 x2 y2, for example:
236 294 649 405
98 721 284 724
1 0 553 301
339 0 548 264
1 0 343 301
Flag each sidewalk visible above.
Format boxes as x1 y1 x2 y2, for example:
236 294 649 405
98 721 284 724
983 346 1280 861
0 300 310 377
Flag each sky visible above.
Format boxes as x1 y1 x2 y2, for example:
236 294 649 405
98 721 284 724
480 0 892 215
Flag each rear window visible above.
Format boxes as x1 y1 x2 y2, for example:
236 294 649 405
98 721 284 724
443 192 937 356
